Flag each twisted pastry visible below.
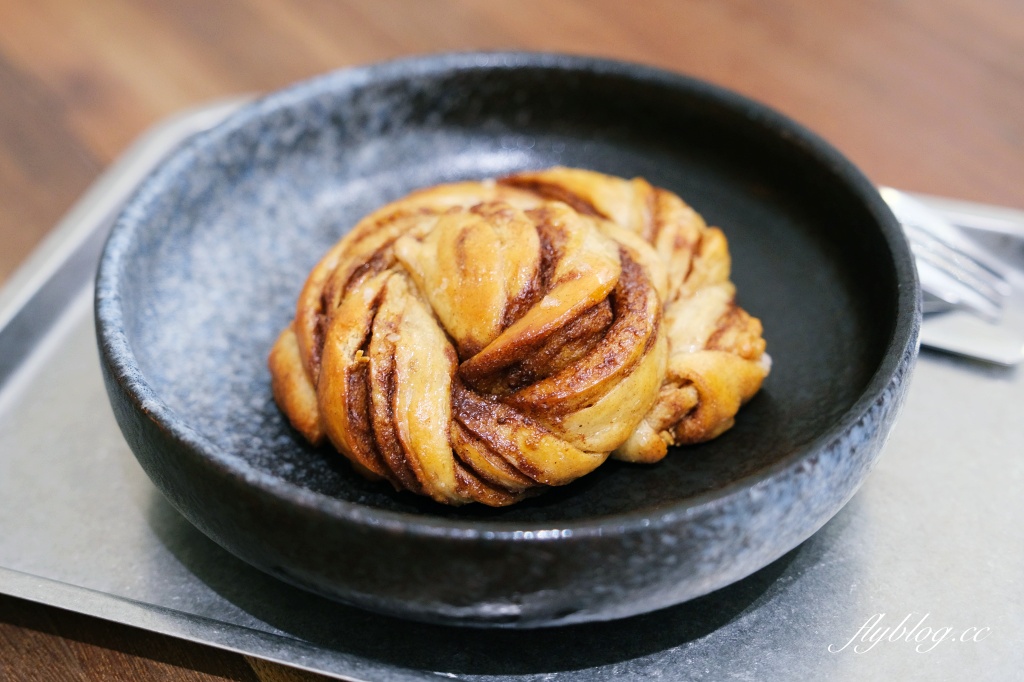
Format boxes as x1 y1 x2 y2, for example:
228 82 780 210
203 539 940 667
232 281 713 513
269 167 770 506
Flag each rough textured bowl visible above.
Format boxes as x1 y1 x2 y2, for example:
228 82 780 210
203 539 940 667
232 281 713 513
95 52 920 628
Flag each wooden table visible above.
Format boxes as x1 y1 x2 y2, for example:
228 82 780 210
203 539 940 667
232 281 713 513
0 1 1021 679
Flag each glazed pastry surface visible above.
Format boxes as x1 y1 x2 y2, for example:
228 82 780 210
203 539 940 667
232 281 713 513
269 167 770 506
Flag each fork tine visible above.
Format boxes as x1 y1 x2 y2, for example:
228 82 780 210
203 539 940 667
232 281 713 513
881 188 1011 288
915 258 1003 321
903 223 1009 305
880 187 1011 321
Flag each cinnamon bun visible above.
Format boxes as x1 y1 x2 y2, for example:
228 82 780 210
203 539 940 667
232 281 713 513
269 167 769 506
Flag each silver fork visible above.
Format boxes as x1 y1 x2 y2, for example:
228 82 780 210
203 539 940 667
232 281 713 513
880 187 1013 321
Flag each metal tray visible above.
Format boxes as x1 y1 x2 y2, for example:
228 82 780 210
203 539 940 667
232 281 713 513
1 102 1021 681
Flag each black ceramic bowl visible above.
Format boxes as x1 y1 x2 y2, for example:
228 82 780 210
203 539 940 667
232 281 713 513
96 52 919 628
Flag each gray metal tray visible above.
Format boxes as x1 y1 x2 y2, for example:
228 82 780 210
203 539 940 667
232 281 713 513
1 103 1021 681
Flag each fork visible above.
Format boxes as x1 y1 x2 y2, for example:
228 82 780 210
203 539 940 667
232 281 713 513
880 187 1013 321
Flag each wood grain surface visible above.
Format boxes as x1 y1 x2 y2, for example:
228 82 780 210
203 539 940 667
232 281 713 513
0 1 1021 679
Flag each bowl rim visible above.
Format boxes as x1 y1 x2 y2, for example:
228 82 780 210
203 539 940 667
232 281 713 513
95 50 920 540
